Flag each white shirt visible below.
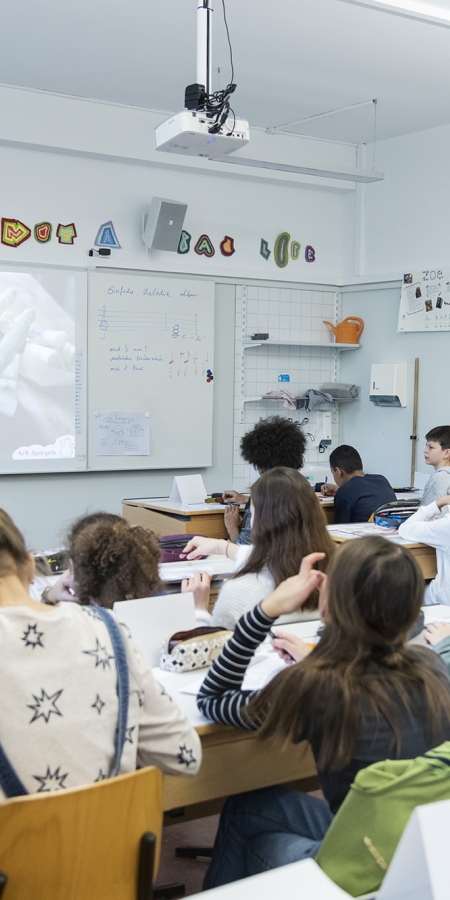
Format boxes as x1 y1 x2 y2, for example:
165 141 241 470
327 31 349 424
0 602 201 799
398 502 450 606
197 544 320 629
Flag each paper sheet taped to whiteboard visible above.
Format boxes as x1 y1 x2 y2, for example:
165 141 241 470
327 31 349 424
94 411 150 456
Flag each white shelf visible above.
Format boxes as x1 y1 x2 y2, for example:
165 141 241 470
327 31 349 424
242 395 359 409
243 339 359 350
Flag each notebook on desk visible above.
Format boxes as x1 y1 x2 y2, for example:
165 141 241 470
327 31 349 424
113 592 196 666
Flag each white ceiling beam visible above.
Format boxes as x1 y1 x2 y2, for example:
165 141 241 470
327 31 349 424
215 156 384 184
337 0 450 27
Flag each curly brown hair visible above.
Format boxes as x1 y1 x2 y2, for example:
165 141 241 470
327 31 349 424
71 519 163 608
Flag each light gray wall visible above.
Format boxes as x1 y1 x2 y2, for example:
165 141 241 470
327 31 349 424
339 282 448 486
0 283 235 549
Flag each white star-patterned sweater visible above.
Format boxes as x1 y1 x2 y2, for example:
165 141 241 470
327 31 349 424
0 602 201 798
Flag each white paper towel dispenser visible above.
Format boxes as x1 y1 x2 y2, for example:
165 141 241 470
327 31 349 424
370 363 407 407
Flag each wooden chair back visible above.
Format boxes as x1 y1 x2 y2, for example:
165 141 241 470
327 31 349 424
0 766 163 900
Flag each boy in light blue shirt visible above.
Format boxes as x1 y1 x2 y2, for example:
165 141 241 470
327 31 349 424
422 425 450 505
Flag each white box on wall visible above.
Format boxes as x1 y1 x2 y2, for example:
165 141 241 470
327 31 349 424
369 363 407 408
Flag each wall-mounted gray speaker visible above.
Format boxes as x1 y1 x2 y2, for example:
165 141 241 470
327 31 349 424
142 197 188 251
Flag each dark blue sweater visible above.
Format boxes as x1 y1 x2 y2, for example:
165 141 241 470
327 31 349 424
334 474 396 524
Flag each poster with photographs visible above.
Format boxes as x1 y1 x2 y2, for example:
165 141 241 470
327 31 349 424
398 268 450 332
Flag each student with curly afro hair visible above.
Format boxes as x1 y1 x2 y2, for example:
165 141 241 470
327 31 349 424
222 416 307 544
71 518 164 607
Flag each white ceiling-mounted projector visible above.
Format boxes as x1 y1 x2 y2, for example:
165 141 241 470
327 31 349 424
154 0 249 160
155 110 249 159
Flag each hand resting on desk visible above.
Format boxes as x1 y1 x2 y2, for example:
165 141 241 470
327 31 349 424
181 535 239 561
222 489 249 505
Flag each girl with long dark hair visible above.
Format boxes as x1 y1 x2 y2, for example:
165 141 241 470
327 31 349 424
196 536 450 886
183 467 335 628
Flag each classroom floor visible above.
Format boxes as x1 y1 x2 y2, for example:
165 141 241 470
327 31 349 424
155 814 219 897
155 790 325 896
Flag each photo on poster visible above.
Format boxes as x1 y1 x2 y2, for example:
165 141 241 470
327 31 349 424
398 267 450 332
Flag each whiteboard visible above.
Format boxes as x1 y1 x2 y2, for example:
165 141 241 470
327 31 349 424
87 272 214 470
0 266 87 475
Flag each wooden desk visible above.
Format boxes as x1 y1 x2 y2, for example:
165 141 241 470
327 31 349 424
123 497 229 539
317 497 335 525
329 524 437 580
155 656 318 822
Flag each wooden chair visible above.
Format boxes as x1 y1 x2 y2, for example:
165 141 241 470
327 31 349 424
0 766 165 900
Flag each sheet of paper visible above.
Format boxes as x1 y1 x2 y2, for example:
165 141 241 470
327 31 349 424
169 474 206 505
180 652 289 696
94 411 149 456
159 555 236 582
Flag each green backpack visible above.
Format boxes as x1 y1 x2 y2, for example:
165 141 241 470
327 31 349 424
316 742 450 897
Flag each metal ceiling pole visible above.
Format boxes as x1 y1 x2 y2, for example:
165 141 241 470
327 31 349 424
197 0 213 96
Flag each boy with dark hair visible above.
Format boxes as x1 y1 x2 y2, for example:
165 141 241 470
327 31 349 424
222 416 307 544
422 426 450 506
323 444 396 524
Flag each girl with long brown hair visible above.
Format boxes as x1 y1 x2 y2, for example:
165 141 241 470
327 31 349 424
197 536 450 887
183 467 335 628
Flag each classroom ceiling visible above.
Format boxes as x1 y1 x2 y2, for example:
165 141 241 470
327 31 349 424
2 0 450 144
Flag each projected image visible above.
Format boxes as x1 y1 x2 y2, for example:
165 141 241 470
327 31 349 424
0 271 76 462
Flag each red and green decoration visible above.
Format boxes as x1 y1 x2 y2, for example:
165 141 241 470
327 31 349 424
56 223 77 245
1 219 31 248
194 234 215 257
34 222 52 243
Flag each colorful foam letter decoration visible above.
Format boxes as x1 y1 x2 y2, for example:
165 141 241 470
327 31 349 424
1 219 31 248
194 234 215 257
260 239 271 260
177 230 192 254
291 241 301 260
94 220 121 248
305 245 316 263
274 232 290 268
56 223 77 245
34 222 52 243
220 235 235 257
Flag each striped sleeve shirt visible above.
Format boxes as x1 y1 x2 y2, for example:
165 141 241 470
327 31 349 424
197 603 276 729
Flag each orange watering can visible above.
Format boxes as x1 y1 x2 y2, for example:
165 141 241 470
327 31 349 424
322 316 364 344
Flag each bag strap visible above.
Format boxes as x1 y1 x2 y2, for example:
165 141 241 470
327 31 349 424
422 752 450 767
0 743 28 798
94 606 130 777
0 606 130 798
